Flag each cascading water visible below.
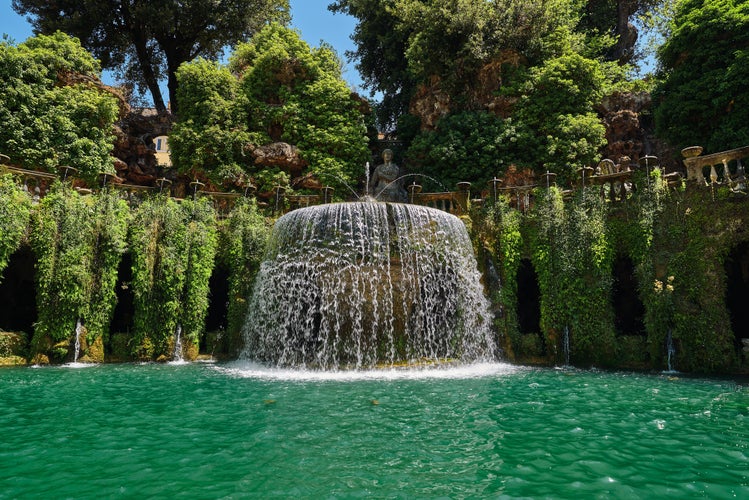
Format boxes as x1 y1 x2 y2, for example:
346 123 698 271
666 329 676 372
562 325 570 366
240 202 497 369
173 324 183 362
73 319 83 363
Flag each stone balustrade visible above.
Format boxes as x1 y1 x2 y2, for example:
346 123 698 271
682 145 749 193
5 144 749 218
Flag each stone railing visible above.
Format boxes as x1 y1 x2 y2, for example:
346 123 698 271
682 145 749 192
407 182 471 215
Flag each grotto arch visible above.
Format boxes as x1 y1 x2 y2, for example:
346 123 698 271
516 258 542 335
611 255 645 336
724 241 749 353
108 252 135 358
0 245 37 335
202 264 230 354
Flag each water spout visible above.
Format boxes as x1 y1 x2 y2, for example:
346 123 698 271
173 324 183 362
73 319 83 363
665 329 676 373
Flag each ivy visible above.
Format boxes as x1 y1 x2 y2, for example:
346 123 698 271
0 175 32 281
217 197 271 355
29 183 128 362
129 196 218 360
476 196 523 353
525 186 615 366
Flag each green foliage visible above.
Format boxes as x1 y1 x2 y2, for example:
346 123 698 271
478 195 524 348
85 190 130 346
218 198 271 354
173 24 370 197
170 59 251 185
29 184 128 359
0 32 119 183
13 0 290 110
129 196 218 359
654 0 749 152
329 0 415 130
0 175 32 282
526 186 615 365
406 112 535 188
510 53 607 181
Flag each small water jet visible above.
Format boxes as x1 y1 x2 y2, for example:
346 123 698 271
665 329 676 373
73 318 83 363
562 325 571 366
240 201 496 369
173 324 183 362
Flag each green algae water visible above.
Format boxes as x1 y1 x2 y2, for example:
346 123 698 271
1 362 747 498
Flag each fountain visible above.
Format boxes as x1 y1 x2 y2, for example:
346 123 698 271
173 324 183 362
562 325 571 366
240 201 497 369
665 329 676 373
72 318 83 363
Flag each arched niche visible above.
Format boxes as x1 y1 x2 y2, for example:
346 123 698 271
0 246 37 334
516 258 541 335
724 241 749 352
611 255 645 336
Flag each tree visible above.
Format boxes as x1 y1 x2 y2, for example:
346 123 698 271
653 0 749 152
406 112 535 189
0 32 119 182
12 0 290 112
578 0 669 65
329 0 414 132
169 58 251 184
332 0 585 128
170 24 370 194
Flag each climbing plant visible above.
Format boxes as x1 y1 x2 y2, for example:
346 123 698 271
218 197 270 354
0 175 32 282
476 195 524 354
527 185 615 365
0 33 119 184
29 183 128 361
87 190 130 349
129 196 218 360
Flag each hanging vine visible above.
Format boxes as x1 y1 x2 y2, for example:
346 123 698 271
218 197 270 355
86 190 130 351
527 185 615 365
477 196 523 353
29 183 128 362
0 175 32 281
528 186 566 362
129 196 218 360
180 198 219 355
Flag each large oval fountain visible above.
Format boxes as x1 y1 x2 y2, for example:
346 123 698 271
240 202 497 369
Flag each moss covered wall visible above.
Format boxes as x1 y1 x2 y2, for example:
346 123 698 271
3 173 749 373
474 179 749 375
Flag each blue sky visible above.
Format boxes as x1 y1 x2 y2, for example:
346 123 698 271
0 0 367 95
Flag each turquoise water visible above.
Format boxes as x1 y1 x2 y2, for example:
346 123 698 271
1 362 747 498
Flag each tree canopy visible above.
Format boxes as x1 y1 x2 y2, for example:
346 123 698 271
0 32 119 182
653 0 749 152
12 0 290 112
169 24 370 194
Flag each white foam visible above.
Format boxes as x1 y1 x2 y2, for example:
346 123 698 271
214 361 520 382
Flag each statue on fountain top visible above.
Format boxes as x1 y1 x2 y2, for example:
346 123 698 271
369 149 407 202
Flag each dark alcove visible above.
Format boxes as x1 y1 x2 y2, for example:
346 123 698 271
612 255 645 335
202 265 230 352
109 253 135 335
516 258 541 334
0 246 37 334
725 242 749 350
